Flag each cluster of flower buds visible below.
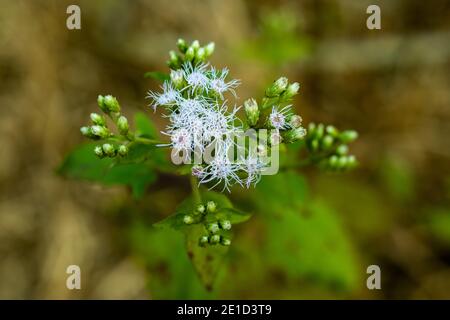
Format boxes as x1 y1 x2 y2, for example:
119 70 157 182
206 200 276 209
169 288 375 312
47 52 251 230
244 77 305 146
80 95 131 158
167 39 215 69
305 123 359 171
182 200 232 247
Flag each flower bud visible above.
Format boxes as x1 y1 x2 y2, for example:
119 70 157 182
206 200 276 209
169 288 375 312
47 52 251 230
185 47 195 62
91 125 110 139
195 204 205 215
199 235 209 247
117 116 129 135
270 131 282 146
204 42 215 57
196 47 206 62
170 69 184 88
209 234 220 245
219 220 231 231
326 125 338 137
168 50 181 69
191 40 200 51
102 143 115 157
285 127 307 143
339 130 358 143
177 38 188 53
220 237 231 246
281 82 300 100
103 95 120 113
183 215 194 225
207 222 219 234
310 139 319 152
337 156 348 169
336 144 348 156
289 115 303 128
329 155 339 168
97 95 107 113
321 135 334 150
244 98 259 127
118 145 128 157
266 77 288 97
90 113 106 126
80 126 95 139
94 145 104 158
346 155 357 168
206 201 216 213
191 165 205 178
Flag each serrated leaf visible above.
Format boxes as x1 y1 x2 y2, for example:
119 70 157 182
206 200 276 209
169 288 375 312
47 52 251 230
144 71 170 82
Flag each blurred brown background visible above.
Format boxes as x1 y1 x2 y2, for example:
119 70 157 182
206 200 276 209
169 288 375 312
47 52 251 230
0 0 449 299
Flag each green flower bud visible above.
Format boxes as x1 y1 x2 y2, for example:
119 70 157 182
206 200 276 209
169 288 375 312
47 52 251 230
103 95 120 113
183 215 194 225
326 125 339 137
328 155 339 168
117 116 129 135
281 82 300 100
91 125 110 139
94 145 104 158
207 222 219 234
177 38 188 53
195 204 205 215
191 40 200 51
340 130 358 143
118 144 128 157
310 139 319 152
170 69 184 88
196 47 206 62
199 235 209 247
102 143 115 157
346 155 357 168
285 127 307 143
289 115 303 128
80 126 95 139
321 135 334 150
90 113 106 126
337 156 348 169
219 220 231 231
220 237 231 246
315 123 324 139
206 201 216 213
204 42 215 57
336 144 348 156
168 50 181 69
185 47 195 62
97 95 107 113
266 77 288 97
209 234 221 245
244 98 259 127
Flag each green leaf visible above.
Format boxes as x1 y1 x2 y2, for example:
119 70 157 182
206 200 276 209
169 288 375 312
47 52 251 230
58 142 156 198
134 112 158 139
144 71 170 82
154 190 250 289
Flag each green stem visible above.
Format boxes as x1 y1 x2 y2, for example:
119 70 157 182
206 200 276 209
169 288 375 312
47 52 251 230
190 175 202 204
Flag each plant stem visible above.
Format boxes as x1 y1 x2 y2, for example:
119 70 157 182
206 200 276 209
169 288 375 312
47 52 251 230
190 174 202 204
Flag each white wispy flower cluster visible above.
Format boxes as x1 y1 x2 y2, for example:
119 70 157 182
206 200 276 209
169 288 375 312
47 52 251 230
147 63 266 191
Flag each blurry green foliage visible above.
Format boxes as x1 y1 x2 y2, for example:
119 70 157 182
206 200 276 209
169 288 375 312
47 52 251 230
425 207 450 247
239 9 311 66
379 156 415 202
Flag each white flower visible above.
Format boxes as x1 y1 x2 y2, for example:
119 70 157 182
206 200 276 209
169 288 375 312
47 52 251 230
200 149 242 192
269 105 292 130
209 67 240 98
170 128 192 151
183 63 210 94
147 82 180 110
239 155 266 188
